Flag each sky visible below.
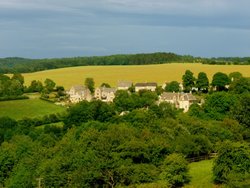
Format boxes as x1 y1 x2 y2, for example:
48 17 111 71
0 0 250 58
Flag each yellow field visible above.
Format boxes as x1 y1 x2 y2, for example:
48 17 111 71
22 63 250 89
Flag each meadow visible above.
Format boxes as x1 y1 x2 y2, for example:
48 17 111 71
185 160 216 188
22 63 250 89
0 98 66 120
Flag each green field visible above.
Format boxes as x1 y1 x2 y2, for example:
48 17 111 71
21 63 250 89
0 98 66 120
185 160 217 188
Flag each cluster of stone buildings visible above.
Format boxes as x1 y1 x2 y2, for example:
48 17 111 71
67 81 197 112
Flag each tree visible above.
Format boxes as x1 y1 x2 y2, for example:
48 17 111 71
9 80 23 96
56 86 65 97
182 70 195 92
213 141 250 187
11 73 24 85
44 78 56 93
229 72 242 82
203 92 238 120
165 81 180 92
231 94 250 127
229 77 250 94
85 78 95 93
100 83 111 88
28 80 44 93
160 153 190 187
196 72 209 92
211 72 230 91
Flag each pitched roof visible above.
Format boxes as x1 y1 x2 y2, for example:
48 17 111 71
161 92 197 101
117 81 132 88
186 93 197 101
101 87 117 93
71 85 85 92
160 92 177 100
135 82 157 87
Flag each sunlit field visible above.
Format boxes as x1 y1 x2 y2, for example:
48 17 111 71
0 98 66 120
22 63 250 89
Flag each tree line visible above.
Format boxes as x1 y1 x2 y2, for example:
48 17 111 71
1 53 249 74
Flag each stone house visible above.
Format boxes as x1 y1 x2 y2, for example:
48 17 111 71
67 85 92 103
117 81 133 90
94 87 117 102
159 92 197 112
135 82 157 92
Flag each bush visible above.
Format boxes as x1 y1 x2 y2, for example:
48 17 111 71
160 153 190 187
213 141 250 186
0 95 29 101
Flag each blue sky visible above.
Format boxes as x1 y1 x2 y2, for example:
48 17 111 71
0 0 250 58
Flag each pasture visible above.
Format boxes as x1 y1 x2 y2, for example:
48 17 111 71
22 63 250 89
185 160 216 188
0 98 66 120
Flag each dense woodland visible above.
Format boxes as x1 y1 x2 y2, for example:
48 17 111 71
0 53 250 73
0 70 250 187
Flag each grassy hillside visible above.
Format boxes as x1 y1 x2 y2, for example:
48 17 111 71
0 98 66 120
22 63 250 89
185 160 216 188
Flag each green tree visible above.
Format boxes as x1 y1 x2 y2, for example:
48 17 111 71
160 153 190 187
100 83 111 88
196 72 209 92
231 94 250 127
203 92 238 120
11 73 24 85
229 77 250 94
229 72 242 82
182 70 195 92
165 81 180 92
213 141 250 187
28 80 43 92
85 77 95 93
44 78 56 93
211 72 230 91
9 80 23 96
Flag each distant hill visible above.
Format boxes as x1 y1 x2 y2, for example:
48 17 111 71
0 52 249 73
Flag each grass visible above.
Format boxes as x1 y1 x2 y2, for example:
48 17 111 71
185 160 218 188
36 122 64 129
0 98 66 120
21 63 250 89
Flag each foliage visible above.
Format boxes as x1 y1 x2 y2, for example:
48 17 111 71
211 72 230 91
100 83 111 88
182 70 196 92
229 77 250 94
0 74 249 187
160 153 190 187
44 78 56 93
196 72 209 92
165 81 180 92
203 92 238 120
231 94 250 127
228 71 242 82
1 54 250 74
0 53 184 73
11 73 24 85
84 77 95 93
213 141 250 187
0 74 24 97
114 90 158 112
27 80 43 93
64 100 116 126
